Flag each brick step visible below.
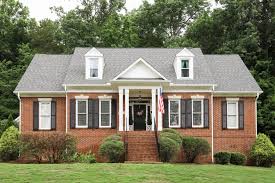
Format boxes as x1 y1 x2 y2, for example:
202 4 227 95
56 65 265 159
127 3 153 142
128 148 157 152
128 156 159 162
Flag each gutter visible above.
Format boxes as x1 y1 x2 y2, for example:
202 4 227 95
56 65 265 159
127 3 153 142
255 93 260 137
16 92 21 133
65 85 68 134
211 85 214 163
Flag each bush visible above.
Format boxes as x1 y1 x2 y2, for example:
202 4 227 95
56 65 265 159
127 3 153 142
160 131 182 145
182 136 210 163
0 126 19 161
99 134 124 163
230 152 246 165
20 132 76 163
159 136 180 162
71 152 96 163
214 152 231 164
0 114 18 137
250 133 275 167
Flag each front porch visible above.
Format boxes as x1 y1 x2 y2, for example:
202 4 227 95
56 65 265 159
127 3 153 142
118 86 163 132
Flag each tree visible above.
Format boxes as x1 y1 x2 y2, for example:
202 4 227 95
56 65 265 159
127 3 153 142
30 19 65 54
0 0 33 61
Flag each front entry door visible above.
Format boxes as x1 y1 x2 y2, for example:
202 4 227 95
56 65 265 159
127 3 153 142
133 104 146 130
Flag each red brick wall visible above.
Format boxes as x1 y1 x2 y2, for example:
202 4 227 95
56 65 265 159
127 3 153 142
21 97 66 132
213 97 256 155
20 94 257 163
67 93 119 161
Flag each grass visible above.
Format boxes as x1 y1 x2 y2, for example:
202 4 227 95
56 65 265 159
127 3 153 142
0 163 274 183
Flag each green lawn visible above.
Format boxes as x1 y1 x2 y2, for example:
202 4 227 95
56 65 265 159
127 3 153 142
0 163 274 183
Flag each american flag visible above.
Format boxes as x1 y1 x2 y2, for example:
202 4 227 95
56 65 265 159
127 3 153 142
158 88 165 114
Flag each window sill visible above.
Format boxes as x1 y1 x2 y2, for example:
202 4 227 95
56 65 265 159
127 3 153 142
191 126 205 129
223 128 243 130
75 126 88 129
168 126 181 128
99 126 112 129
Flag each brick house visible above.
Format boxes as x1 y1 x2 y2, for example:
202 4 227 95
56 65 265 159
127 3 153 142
14 47 262 162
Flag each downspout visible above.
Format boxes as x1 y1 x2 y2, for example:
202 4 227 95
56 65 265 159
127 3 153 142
255 93 259 137
65 85 68 134
211 85 215 163
16 92 21 133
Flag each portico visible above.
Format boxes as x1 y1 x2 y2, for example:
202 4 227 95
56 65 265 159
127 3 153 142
118 86 163 131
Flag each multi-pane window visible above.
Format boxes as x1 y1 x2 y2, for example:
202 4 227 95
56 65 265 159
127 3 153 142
89 58 99 78
76 100 88 127
169 100 180 127
227 101 238 128
192 100 203 127
100 100 111 127
39 102 51 130
181 59 189 77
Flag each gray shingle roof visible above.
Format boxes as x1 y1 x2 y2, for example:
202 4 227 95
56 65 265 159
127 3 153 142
14 48 262 93
204 55 262 92
14 54 71 92
64 48 215 85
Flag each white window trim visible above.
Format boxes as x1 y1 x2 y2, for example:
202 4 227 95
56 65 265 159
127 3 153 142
176 57 194 80
192 99 204 128
76 99 88 128
99 99 112 128
39 101 51 130
168 99 181 128
226 100 239 129
87 57 100 79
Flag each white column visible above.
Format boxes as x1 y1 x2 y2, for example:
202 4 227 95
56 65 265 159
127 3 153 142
151 89 156 131
119 89 124 131
157 88 163 131
125 89 129 131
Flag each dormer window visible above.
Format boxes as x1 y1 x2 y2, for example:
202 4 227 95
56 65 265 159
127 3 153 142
89 58 99 78
85 47 104 79
181 59 189 77
174 48 194 79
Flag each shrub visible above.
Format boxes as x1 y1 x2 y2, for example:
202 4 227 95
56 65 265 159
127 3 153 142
99 134 124 163
158 130 182 162
71 152 96 163
214 152 231 164
20 132 76 163
160 132 182 145
182 136 210 163
250 133 275 167
0 126 19 161
230 152 246 165
0 114 18 137
159 136 180 162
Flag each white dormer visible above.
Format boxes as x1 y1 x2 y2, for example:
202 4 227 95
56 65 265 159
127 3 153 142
85 47 104 79
174 48 194 79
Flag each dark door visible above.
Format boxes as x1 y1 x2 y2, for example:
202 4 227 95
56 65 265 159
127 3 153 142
133 105 146 130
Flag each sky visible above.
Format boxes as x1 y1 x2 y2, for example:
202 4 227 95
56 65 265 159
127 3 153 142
19 0 219 21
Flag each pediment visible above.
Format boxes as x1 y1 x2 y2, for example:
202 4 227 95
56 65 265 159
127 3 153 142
113 58 167 80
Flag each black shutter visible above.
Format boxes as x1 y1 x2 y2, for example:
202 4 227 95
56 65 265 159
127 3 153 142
204 99 209 128
70 99 76 129
33 101 39 131
51 101 56 130
94 99 99 128
163 99 169 128
111 99 117 129
186 99 192 128
88 99 93 129
239 100 244 129
222 101 227 129
181 99 186 128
